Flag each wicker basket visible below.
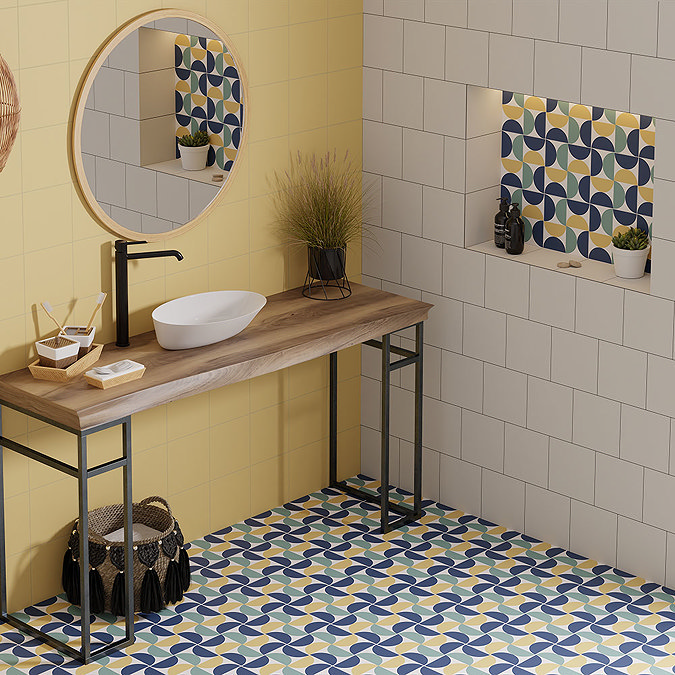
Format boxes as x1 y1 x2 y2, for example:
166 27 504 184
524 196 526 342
62 496 191 615
0 52 20 173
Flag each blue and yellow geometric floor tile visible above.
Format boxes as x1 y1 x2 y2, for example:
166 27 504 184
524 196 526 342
2 480 675 674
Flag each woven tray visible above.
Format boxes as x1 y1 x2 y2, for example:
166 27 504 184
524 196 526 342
28 344 103 382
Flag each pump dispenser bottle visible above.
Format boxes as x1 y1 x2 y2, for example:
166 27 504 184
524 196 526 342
505 202 524 255
494 197 510 248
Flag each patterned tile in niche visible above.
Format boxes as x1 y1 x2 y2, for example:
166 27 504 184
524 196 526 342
501 92 655 266
1 478 675 674
175 34 244 172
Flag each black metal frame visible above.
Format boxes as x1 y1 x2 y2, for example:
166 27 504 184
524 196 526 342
329 322 424 533
0 401 134 663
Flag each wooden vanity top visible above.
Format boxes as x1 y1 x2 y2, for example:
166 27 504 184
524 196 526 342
0 284 432 431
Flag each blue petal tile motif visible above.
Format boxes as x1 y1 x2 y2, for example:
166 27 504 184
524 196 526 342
2 479 675 674
174 34 243 172
501 92 655 268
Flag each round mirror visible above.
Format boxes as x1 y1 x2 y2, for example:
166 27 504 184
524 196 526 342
70 10 247 241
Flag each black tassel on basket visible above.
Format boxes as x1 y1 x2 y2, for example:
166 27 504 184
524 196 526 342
110 571 126 616
61 550 80 605
140 568 163 613
89 568 105 614
178 547 190 592
164 559 183 604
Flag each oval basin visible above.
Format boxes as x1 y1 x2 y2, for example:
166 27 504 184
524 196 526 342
152 291 267 350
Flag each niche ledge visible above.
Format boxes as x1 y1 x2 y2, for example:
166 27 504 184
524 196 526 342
469 240 651 295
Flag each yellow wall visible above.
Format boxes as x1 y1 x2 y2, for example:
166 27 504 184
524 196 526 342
0 0 362 612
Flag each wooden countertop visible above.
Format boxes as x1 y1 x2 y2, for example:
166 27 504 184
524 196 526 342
0 284 432 431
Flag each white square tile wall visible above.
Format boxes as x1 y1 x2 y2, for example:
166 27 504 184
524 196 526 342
461 409 504 472
422 187 465 246
488 34 534 95
403 129 444 187
525 484 570 549
362 4 675 586
534 41 582 103
570 501 617 566
483 364 527 427
558 0 608 50
504 424 548 488
445 28 488 86
382 71 423 129
424 0 467 28
595 454 643 521
462 304 506 366
617 517 666 585
581 48 631 112
482 470 525 532
506 316 551 380
403 20 445 79
572 391 620 457
512 0 558 42
607 0 658 57
549 438 595 503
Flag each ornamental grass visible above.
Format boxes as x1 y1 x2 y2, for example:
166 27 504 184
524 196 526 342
272 151 368 250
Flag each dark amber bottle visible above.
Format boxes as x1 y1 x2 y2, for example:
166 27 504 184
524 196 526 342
505 203 524 255
494 197 510 248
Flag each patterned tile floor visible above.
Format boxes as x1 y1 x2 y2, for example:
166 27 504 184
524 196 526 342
1 479 675 674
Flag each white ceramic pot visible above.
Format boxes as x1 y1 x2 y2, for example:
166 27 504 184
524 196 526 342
178 144 209 171
611 244 650 279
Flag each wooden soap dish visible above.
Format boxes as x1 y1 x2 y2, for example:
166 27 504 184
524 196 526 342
84 361 145 389
29 344 103 382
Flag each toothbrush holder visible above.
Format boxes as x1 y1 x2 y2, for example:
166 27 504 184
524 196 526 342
35 336 80 369
61 326 96 358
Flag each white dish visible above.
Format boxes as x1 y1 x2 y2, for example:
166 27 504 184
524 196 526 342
86 359 144 382
152 290 267 350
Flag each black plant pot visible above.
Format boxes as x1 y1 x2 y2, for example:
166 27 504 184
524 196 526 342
308 247 346 281
303 246 351 300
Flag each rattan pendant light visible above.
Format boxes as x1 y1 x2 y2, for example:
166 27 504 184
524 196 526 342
0 52 20 172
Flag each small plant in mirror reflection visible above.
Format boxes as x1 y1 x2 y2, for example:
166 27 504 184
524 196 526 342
177 130 210 147
612 226 650 250
271 151 370 250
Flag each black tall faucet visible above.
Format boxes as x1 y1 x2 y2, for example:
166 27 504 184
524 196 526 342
115 240 184 347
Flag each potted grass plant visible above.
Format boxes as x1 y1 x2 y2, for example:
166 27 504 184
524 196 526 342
611 227 650 279
177 130 210 171
272 151 365 299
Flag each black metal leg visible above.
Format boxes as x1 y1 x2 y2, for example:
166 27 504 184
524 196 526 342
331 322 426 534
122 419 134 640
413 323 424 518
380 334 391 533
77 435 91 661
0 406 6 616
329 352 338 487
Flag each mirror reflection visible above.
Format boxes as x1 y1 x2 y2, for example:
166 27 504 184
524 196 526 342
78 16 244 235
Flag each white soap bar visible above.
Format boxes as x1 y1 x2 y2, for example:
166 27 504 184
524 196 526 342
85 360 144 383
105 523 162 542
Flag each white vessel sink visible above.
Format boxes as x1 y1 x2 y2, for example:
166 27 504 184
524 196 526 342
152 290 267 350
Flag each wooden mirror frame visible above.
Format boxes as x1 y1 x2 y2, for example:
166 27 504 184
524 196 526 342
0 53 20 172
69 9 248 242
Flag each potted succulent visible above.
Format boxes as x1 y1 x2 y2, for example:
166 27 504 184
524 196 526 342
272 151 366 299
177 130 210 171
611 227 651 279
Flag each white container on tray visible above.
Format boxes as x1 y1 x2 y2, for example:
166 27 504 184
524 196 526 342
60 326 96 358
35 336 80 369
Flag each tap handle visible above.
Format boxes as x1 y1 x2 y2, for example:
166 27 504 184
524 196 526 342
115 239 147 253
